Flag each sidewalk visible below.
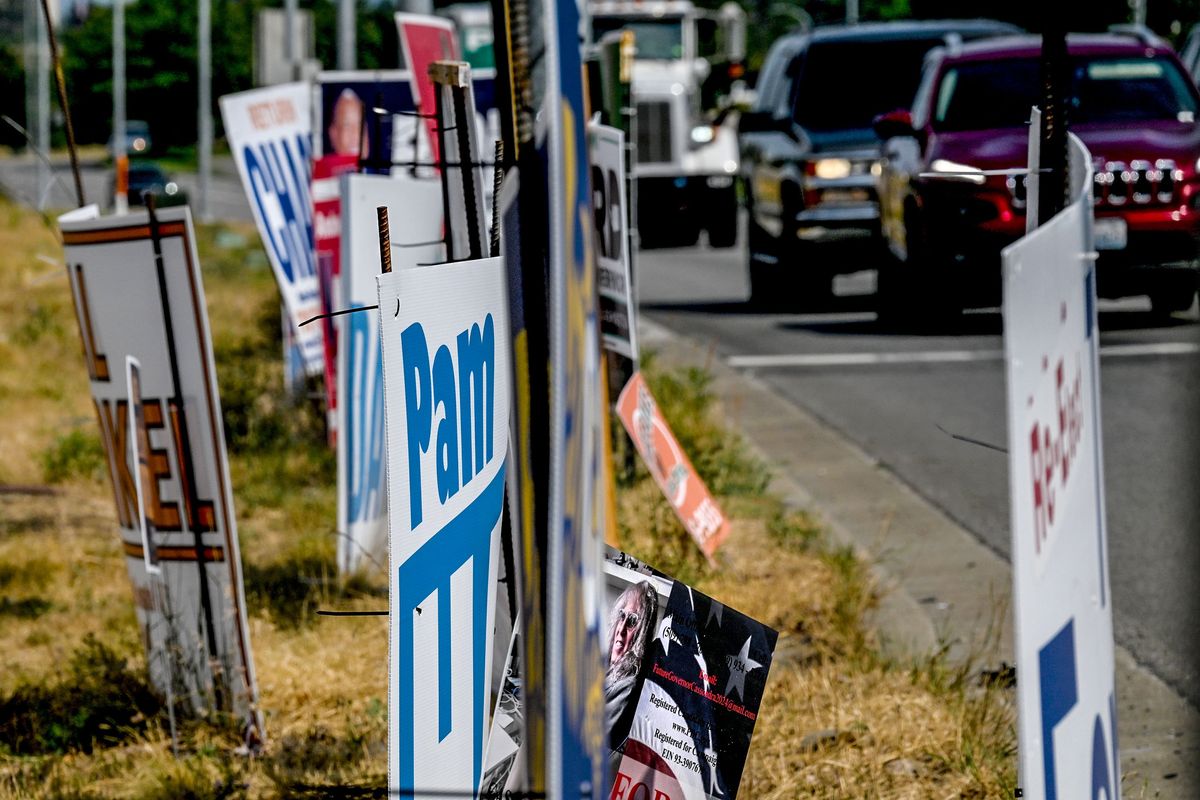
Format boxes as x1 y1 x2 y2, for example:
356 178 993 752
641 317 1200 798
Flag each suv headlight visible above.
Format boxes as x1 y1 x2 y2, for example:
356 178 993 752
929 159 985 185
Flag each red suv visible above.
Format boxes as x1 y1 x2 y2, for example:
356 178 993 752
874 31 1200 316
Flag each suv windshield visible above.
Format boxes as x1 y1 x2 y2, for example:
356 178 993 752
792 38 946 134
934 56 1199 131
592 17 684 60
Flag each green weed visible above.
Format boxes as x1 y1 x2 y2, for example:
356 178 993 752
39 429 106 484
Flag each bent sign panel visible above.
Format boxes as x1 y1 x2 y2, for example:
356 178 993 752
59 206 261 734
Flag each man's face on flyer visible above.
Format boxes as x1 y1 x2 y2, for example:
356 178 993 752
611 595 641 665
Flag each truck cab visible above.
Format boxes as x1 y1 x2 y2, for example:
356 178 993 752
591 0 746 247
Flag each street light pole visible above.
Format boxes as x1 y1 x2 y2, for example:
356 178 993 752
338 0 354 71
198 0 212 221
113 0 127 213
846 0 858 25
285 0 297 80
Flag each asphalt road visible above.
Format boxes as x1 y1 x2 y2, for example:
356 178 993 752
0 154 253 223
637 232 1200 709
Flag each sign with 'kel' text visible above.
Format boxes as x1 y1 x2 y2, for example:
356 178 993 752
1003 132 1119 800
378 255 511 798
220 82 322 375
59 206 261 735
617 372 730 562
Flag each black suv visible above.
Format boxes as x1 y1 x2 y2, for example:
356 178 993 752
738 20 1019 306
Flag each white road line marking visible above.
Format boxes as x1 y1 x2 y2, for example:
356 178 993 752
727 342 1199 369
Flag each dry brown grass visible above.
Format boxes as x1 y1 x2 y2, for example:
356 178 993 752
0 193 1016 797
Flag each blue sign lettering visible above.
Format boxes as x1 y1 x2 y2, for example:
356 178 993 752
399 315 497 530
241 136 315 286
348 310 384 524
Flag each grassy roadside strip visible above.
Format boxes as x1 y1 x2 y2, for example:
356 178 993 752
0 196 1014 796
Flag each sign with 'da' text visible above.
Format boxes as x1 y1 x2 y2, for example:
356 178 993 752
59 206 261 734
378 255 511 798
1003 132 1119 800
336 172 444 574
220 82 322 375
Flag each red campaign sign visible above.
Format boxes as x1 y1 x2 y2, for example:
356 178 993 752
616 372 730 561
312 153 358 444
396 14 460 164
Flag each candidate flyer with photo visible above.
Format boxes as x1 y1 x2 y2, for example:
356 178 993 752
604 549 777 800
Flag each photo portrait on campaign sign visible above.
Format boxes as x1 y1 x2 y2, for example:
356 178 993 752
604 549 777 800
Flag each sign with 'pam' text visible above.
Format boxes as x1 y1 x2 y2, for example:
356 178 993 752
1003 132 1119 800
219 82 322 375
378 255 511 798
59 205 261 735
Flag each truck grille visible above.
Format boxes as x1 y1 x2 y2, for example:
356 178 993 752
635 101 673 164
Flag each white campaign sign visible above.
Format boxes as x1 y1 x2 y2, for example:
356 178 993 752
336 172 445 574
1004 133 1119 800
589 123 638 361
220 83 323 375
379 255 511 798
59 206 261 733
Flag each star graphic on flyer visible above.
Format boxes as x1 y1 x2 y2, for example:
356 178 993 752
656 613 675 656
706 600 724 629
724 636 763 701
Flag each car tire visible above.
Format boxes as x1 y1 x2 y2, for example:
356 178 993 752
748 257 790 308
1149 281 1197 317
706 188 739 249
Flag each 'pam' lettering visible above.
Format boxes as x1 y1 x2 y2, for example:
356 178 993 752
400 315 496 530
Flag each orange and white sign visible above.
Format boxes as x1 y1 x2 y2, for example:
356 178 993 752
616 372 729 560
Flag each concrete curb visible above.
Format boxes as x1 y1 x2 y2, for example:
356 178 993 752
639 317 1200 798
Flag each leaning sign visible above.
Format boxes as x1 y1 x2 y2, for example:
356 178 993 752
220 82 323 375
378 255 511 797
59 206 261 735
1003 131 1120 799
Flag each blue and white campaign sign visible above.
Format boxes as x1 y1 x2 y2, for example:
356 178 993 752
220 83 322 375
542 0 608 789
336 172 444 574
1003 132 1120 800
378 255 511 798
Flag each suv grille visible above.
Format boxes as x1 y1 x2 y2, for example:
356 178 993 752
1093 160 1181 207
1007 158 1183 209
635 101 673 164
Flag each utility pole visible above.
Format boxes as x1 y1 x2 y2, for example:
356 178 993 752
113 0 127 213
846 0 858 25
198 0 212 221
338 0 354 71
1132 0 1147 27
285 0 298 80
26 0 50 208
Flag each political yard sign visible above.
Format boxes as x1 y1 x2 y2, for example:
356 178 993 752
617 372 730 562
59 206 261 733
603 549 777 800
378 255 511 798
1003 132 1120 800
589 123 637 361
220 82 322 376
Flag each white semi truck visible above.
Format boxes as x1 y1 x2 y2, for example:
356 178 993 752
591 0 746 248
